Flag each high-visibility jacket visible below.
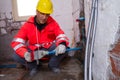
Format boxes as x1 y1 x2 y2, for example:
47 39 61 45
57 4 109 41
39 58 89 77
11 16 69 59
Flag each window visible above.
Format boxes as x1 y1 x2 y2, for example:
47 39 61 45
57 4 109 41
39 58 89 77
12 0 38 21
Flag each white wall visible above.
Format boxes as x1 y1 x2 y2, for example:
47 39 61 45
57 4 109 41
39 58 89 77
51 0 81 47
0 0 12 12
51 0 74 47
84 0 120 79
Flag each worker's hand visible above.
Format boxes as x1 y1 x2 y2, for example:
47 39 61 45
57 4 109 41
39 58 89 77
55 44 66 56
24 52 32 62
34 50 48 60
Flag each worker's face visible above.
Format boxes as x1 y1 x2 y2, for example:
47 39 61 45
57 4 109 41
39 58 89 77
36 10 50 24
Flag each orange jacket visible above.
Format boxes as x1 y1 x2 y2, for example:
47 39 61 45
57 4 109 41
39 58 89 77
11 16 69 59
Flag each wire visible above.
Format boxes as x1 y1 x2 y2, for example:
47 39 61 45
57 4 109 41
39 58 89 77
84 0 98 80
89 0 98 80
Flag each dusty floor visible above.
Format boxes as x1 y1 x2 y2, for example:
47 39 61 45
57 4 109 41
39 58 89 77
0 56 84 80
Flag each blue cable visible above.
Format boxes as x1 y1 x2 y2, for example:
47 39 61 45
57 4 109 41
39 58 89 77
48 47 82 55
0 47 81 68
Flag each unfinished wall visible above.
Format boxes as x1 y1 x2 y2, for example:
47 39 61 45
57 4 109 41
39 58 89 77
84 0 120 79
51 0 81 47
72 0 81 44
0 0 24 62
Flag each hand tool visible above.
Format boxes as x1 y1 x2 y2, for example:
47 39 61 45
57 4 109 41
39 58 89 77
0 47 81 68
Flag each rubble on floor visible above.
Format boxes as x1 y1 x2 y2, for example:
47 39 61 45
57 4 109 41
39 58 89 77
0 56 84 80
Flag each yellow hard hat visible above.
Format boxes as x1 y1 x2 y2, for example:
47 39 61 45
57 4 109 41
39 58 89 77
36 0 53 14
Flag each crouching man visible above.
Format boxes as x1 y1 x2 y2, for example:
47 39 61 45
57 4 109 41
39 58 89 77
11 0 69 76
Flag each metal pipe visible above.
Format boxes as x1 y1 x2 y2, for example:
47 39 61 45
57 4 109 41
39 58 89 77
48 47 82 55
84 0 98 80
89 0 98 80
84 0 95 79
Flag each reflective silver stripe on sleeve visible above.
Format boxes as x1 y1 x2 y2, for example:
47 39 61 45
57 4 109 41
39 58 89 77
56 37 69 42
12 38 26 44
13 44 25 51
56 34 66 39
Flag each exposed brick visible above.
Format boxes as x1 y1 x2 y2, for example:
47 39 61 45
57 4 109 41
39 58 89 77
1 28 7 35
7 19 13 23
0 20 6 27
6 12 12 19
0 13 6 20
11 22 20 27
109 40 120 77
7 19 13 26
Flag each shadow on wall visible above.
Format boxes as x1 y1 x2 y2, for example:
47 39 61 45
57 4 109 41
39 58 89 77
0 31 19 63
0 12 24 63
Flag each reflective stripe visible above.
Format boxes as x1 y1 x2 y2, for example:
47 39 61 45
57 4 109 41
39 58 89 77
34 42 54 47
57 37 69 42
12 38 26 44
13 44 25 51
56 34 66 39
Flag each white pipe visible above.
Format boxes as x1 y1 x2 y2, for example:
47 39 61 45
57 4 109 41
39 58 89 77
84 0 98 80
89 0 98 80
84 0 95 79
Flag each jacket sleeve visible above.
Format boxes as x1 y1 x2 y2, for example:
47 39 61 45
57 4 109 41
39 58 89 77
11 24 30 58
54 23 69 47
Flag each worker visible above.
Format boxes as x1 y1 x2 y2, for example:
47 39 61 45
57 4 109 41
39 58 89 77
11 0 69 76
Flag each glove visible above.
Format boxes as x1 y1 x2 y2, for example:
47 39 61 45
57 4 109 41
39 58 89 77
34 50 48 60
24 50 48 62
55 44 66 56
24 52 32 62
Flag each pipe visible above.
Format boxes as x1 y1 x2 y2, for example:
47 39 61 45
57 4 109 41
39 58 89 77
84 0 95 79
0 64 17 68
48 47 82 55
0 47 82 68
89 0 98 80
84 0 98 80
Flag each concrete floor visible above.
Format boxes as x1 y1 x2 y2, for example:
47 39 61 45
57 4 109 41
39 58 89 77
0 56 84 80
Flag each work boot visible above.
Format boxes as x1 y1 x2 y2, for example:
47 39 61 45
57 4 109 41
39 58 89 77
51 67 61 73
29 67 38 76
48 64 61 73
29 62 42 76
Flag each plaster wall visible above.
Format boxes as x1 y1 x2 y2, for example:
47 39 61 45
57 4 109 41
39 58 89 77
84 0 120 79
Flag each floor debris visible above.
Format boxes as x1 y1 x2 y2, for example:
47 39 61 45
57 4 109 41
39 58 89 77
0 56 84 80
